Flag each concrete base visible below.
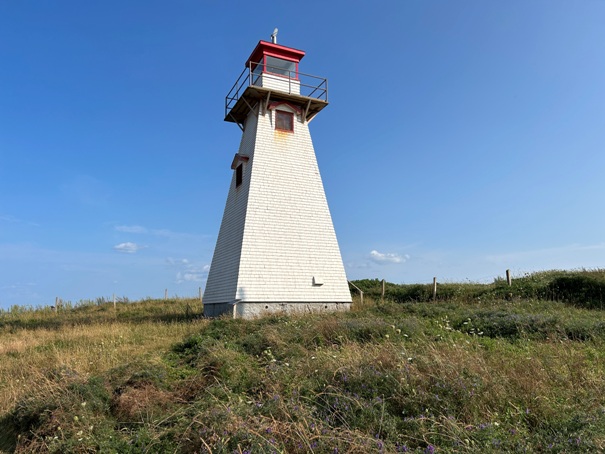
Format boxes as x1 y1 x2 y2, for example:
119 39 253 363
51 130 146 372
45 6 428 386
203 301 351 319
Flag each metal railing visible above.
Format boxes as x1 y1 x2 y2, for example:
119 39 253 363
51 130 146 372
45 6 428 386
225 61 328 118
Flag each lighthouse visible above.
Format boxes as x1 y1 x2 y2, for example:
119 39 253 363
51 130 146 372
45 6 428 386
203 32 351 318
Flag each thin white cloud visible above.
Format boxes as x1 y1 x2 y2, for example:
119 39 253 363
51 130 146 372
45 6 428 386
0 215 39 227
166 257 191 265
174 262 210 283
113 224 208 241
176 272 202 282
369 250 409 264
113 242 146 253
115 225 148 234
1 282 36 290
346 261 371 269
151 229 173 237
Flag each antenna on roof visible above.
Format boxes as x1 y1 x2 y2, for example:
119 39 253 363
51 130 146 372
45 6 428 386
271 28 278 44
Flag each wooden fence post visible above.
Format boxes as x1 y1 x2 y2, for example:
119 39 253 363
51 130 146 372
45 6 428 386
164 289 168 301
506 269 512 286
348 281 364 306
381 279 386 303
433 277 437 300
199 287 203 303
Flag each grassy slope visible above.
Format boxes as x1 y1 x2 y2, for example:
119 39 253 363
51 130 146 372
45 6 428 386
1 271 605 453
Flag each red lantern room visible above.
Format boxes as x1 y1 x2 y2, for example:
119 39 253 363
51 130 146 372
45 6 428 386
225 32 328 129
246 40 305 82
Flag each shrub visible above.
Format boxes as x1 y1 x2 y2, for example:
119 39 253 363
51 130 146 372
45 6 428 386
351 269 605 308
549 275 605 309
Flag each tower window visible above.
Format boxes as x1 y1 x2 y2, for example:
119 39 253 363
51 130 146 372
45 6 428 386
275 111 294 132
236 164 243 187
265 56 297 78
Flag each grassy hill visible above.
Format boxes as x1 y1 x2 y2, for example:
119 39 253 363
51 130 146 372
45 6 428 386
2 270 605 453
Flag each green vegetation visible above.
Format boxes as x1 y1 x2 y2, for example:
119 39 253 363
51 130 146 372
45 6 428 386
354 269 605 309
2 270 605 452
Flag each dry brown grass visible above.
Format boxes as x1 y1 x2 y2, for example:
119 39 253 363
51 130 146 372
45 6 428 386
0 318 208 418
111 383 175 422
4 291 605 452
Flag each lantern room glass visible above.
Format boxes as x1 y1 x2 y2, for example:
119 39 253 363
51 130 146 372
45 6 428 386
265 56 296 78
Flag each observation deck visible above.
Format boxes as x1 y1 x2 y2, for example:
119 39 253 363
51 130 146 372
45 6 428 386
225 60 328 127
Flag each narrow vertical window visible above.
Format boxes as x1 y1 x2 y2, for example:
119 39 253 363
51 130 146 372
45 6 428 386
275 110 294 132
236 163 243 187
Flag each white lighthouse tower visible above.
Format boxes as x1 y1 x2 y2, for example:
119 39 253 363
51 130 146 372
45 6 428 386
203 32 351 318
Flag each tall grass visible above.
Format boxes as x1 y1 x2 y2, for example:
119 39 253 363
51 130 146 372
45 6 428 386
2 271 605 452
0 298 205 452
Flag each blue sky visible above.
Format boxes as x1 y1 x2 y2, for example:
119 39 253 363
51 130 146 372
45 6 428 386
1 1 604 308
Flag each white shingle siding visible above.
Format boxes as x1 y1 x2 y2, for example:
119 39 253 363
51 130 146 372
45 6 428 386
202 115 257 305
256 73 301 95
204 102 351 315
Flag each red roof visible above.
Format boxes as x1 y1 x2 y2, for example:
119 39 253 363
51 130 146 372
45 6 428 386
246 40 306 66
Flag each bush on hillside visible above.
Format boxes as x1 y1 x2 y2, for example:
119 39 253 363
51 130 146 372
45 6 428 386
351 269 605 309
548 275 605 309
